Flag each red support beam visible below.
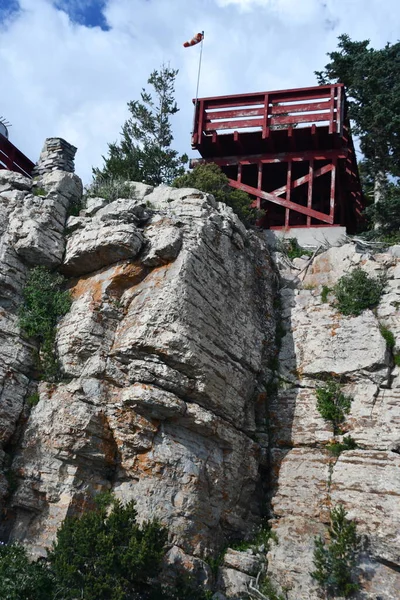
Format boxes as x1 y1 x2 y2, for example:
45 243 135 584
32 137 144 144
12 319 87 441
307 159 314 226
0 135 34 177
190 148 348 169
270 163 332 197
330 157 337 220
256 163 262 209
285 160 292 228
262 93 269 139
228 178 334 224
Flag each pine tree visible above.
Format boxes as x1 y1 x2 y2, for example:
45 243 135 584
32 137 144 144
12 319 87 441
48 494 168 600
316 35 400 186
311 505 361 598
94 65 188 187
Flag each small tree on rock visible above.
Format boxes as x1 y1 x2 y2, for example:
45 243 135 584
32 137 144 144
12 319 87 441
311 505 361 598
94 65 188 186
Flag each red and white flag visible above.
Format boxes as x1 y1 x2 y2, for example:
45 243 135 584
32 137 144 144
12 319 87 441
183 32 204 48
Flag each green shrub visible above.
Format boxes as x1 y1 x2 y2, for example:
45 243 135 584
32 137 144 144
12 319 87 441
49 494 168 600
394 354 400 367
26 392 40 408
258 576 287 600
173 163 258 227
67 196 84 217
32 186 47 197
316 381 352 435
19 266 72 381
86 175 133 204
333 268 384 316
311 505 360 598
321 285 331 304
0 497 211 600
326 436 358 457
231 524 278 553
0 543 54 600
380 325 395 350
282 238 312 260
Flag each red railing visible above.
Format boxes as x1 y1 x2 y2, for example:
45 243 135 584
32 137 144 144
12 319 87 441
0 134 35 177
192 84 345 147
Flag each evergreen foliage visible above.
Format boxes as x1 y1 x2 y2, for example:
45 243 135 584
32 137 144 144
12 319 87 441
326 436 358 457
333 268 384 316
380 325 395 350
316 381 352 435
94 65 187 187
0 543 54 600
85 176 133 204
18 266 71 381
258 577 287 600
281 238 312 260
364 181 400 239
173 163 257 227
321 285 331 304
316 35 400 181
48 494 167 600
311 505 360 598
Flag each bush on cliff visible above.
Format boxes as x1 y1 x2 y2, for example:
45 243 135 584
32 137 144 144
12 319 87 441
333 268 384 316
0 543 54 600
0 495 212 599
315 380 352 435
173 163 258 227
18 266 71 382
311 505 361 597
49 493 168 600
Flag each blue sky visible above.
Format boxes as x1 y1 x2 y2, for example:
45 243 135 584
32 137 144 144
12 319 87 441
1 0 400 183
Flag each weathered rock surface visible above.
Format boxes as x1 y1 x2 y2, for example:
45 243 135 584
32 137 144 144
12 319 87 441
2 173 277 580
2 145 400 599
267 245 400 599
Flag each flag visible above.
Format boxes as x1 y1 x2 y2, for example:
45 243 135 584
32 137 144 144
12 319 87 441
183 32 204 48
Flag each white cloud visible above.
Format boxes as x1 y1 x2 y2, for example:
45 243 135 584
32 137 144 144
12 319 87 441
1 0 400 184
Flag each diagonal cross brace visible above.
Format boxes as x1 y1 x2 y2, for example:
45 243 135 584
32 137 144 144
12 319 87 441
271 163 333 197
228 178 334 224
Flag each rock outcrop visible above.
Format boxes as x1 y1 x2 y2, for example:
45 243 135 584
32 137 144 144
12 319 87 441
1 143 400 599
0 158 277 587
267 244 400 600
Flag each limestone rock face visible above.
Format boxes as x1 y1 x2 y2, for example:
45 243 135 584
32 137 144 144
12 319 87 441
2 148 400 600
2 177 276 579
267 245 400 600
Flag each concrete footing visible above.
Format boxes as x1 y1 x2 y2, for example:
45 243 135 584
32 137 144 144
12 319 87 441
264 226 347 249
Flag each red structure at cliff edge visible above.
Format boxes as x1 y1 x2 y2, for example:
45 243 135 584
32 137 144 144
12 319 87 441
0 119 34 177
191 84 363 234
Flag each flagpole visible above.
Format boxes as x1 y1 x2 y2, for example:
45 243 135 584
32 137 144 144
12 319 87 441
192 31 204 136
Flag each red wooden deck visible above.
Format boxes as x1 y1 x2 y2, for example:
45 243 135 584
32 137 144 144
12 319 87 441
191 84 363 232
0 134 35 178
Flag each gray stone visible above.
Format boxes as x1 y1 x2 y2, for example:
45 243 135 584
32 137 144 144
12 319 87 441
85 196 108 216
223 548 262 576
62 221 144 276
141 217 183 266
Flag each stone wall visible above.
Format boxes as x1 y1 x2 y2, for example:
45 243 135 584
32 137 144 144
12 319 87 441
32 137 77 176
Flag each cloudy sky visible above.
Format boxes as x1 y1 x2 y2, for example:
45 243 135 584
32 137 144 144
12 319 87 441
1 0 399 183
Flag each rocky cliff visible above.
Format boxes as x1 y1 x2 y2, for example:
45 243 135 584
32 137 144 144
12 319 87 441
0 141 399 599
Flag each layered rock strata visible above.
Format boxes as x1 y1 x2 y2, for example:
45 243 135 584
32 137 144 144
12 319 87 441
0 163 277 585
2 147 400 599
267 244 400 600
